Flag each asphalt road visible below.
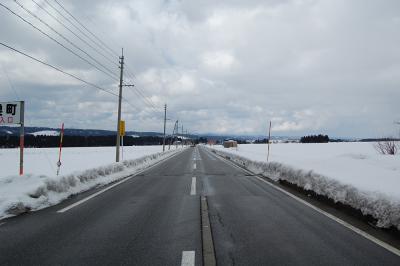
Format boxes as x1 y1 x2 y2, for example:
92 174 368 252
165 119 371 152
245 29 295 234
0 146 399 265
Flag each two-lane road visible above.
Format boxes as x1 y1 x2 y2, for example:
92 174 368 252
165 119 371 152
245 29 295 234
0 146 399 265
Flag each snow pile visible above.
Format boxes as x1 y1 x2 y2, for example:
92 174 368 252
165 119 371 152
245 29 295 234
29 130 60 136
206 145 400 230
0 148 183 220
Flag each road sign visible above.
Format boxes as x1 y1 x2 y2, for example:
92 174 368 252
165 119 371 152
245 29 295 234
0 101 23 124
0 101 25 175
119 120 125 136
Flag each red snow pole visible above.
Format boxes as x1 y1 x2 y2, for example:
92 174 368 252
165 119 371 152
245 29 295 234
267 121 272 162
56 123 64 176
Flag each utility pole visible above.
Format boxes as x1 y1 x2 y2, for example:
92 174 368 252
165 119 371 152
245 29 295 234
176 120 179 148
115 49 124 162
182 125 184 147
163 104 167 152
115 49 134 162
267 120 272 162
169 120 178 150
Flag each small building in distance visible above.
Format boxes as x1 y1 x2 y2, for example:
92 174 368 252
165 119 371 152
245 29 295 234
223 140 237 148
207 139 216 146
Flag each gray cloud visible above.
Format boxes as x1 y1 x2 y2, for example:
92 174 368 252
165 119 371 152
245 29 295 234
0 0 399 137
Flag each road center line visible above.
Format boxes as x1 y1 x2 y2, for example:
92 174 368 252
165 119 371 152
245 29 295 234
201 196 217 266
181 251 195 266
190 177 196 195
193 163 196 170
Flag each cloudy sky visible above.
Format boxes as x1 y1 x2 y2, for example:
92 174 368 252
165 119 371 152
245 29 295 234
0 0 399 137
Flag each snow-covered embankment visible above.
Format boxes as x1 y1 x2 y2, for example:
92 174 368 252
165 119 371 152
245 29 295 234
0 148 183 220
206 145 400 230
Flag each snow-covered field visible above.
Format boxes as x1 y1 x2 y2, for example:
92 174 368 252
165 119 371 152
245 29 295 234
0 145 183 220
1 145 173 177
207 142 400 229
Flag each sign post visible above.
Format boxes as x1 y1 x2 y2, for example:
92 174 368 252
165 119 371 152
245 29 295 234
0 101 24 175
119 120 125 161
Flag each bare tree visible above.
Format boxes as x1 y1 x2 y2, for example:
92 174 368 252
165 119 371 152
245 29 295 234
374 140 398 155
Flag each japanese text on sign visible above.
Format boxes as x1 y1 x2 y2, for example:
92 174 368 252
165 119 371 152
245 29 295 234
0 101 22 124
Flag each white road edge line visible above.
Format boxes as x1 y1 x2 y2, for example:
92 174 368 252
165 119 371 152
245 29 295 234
181 251 195 266
57 149 184 213
203 147 400 257
190 177 196 196
0 222 6 226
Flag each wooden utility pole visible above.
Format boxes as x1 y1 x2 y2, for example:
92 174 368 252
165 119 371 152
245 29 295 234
182 125 184 147
169 120 178 150
116 49 124 162
267 120 272 162
115 49 134 162
163 104 167 152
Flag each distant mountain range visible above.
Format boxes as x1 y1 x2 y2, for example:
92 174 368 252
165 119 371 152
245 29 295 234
0 126 356 142
0 126 163 137
0 126 292 140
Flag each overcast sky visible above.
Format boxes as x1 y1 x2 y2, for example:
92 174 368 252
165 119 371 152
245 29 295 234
0 0 399 137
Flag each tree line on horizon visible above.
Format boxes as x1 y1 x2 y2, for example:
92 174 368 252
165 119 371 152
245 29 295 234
0 135 186 148
300 134 330 143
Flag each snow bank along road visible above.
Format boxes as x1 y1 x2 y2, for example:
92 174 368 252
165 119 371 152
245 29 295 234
0 146 399 265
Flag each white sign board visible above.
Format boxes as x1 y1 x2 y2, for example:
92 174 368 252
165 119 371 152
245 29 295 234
0 101 23 124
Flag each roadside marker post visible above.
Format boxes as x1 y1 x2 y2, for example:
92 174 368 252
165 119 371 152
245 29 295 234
56 122 64 176
19 101 24 175
0 101 24 175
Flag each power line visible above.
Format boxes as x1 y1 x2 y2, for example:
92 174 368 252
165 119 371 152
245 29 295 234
0 41 118 97
12 0 118 80
49 0 163 113
124 69 160 109
40 0 163 114
52 0 119 58
1 5 152 127
124 85 160 113
30 0 119 69
43 0 117 60
0 41 139 114
123 80 161 112
124 70 161 110
1 63 21 100
125 82 159 110
0 3 118 82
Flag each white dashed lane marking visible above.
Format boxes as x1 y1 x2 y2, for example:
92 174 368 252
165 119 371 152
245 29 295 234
181 251 195 266
190 177 196 195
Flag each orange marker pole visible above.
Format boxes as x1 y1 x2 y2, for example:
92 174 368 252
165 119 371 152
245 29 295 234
267 121 271 162
19 101 25 175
